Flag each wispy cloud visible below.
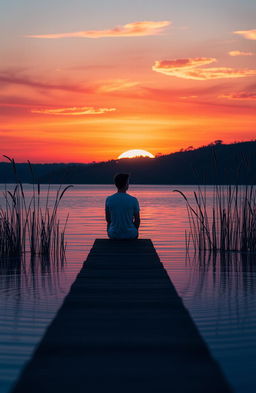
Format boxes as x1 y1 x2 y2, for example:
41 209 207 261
0 72 92 93
233 29 256 40
229 50 254 56
97 79 139 93
179 95 198 99
154 58 216 69
31 107 116 115
142 83 228 97
221 92 256 100
0 72 138 100
26 21 171 39
152 57 256 80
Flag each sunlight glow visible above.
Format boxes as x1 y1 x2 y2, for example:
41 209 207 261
118 149 155 159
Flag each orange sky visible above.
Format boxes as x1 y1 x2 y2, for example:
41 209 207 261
0 1 256 162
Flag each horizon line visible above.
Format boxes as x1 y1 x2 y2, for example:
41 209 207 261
0 139 254 165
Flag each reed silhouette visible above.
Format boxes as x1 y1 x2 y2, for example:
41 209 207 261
0 156 72 264
175 184 256 254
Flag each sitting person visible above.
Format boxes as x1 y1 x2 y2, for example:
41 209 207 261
105 173 140 239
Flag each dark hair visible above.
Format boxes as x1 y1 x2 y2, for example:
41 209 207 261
114 173 129 189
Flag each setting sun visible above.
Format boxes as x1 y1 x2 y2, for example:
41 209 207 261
118 149 155 159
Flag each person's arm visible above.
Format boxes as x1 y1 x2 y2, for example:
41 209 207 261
133 198 140 229
105 205 111 228
133 211 140 229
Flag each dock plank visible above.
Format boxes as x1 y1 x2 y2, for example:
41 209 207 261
12 239 231 393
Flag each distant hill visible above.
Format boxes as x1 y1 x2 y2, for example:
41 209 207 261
0 163 87 183
1 141 256 184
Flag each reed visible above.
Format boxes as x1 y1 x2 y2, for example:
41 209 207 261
174 184 256 253
0 156 72 262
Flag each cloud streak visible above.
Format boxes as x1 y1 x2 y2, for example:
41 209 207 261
31 107 116 115
26 21 171 39
152 57 256 80
97 79 139 93
221 92 256 100
229 50 254 56
179 95 198 99
0 72 138 99
233 29 256 40
0 72 92 93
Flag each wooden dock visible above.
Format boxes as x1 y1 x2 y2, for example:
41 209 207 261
12 239 231 393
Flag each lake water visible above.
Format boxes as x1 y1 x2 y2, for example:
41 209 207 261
0 184 256 393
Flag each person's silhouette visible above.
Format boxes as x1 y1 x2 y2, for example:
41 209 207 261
105 173 140 239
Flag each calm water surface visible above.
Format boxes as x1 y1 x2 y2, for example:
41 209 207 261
0 184 256 392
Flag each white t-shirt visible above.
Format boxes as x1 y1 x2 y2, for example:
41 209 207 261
105 192 140 239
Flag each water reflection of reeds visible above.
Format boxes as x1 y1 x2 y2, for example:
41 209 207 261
186 251 256 298
0 252 65 301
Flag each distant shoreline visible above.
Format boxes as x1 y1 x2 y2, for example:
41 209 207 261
1 141 256 185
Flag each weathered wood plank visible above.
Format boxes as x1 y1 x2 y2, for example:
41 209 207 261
12 239 232 393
